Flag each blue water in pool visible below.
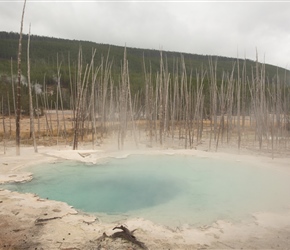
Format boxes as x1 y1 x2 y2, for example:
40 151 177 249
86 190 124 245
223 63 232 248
3 154 290 227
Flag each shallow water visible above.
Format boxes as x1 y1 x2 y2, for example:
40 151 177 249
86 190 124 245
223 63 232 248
3 154 290 227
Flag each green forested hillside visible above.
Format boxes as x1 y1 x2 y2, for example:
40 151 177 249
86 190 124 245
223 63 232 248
0 31 288 114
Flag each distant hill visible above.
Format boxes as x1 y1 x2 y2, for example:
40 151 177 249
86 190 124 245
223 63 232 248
0 31 288 112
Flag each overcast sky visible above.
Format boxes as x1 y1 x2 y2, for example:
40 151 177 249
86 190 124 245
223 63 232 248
1 0 290 68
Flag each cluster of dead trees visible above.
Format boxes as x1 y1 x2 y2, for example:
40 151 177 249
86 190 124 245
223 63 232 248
1 42 290 157
1 0 290 157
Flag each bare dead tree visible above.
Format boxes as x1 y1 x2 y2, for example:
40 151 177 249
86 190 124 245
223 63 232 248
34 89 40 139
41 75 52 140
163 56 170 144
236 59 241 149
73 47 89 150
158 51 164 145
11 58 16 118
143 56 154 147
226 63 235 144
7 94 12 138
171 59 179 146
127 62 139 148
16 0 27 155
88 50 100 148
27 23 38 152
194 68 205 145
2 96 6 154
208 57 218 151
216 73 225 151
118 47 129 149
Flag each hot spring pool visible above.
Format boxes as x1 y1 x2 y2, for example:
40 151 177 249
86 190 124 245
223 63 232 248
3 154 290 227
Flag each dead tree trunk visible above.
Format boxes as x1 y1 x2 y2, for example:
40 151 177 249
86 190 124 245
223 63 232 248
16 0 27 155
73 47 89 150
11 58 16 119
27 24 37 153
208 57 218 151
127 64 139 148
2 97 6 154
118 47 129 149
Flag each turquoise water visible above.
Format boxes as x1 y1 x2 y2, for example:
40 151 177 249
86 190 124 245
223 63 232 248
3 155 290 227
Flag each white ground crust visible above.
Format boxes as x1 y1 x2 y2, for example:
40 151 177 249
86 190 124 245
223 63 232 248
1 144 290 249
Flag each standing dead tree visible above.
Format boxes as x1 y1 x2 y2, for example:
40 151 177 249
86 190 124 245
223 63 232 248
193 68 205 146
16 0 27 155
208 57 218 151
1 97 6 154
88 49 100 148
27 24 37 153
236 58 242 149
56 54 68 145
248 51 267 151
143 55 153 146
11 59 16 122
73 47 88 150
118 48 129 149
126 62 139 148
72 46 97 149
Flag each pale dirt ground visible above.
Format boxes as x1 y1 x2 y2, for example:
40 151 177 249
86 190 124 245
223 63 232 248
1 115 290 249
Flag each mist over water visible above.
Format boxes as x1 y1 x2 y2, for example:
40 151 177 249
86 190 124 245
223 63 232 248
3 154 290 227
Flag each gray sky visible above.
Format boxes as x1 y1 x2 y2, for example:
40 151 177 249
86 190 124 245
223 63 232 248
1 0 290 68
